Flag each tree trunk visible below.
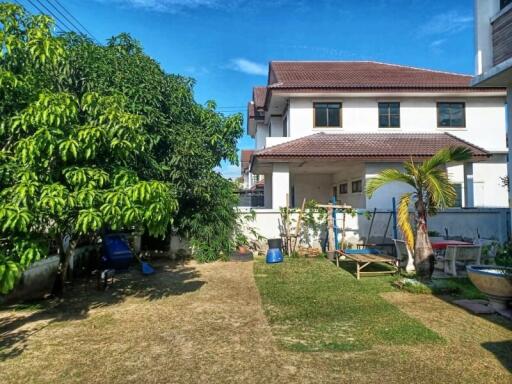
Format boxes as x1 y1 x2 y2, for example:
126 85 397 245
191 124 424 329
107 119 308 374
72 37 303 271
414 208 435 281
53 235 77 295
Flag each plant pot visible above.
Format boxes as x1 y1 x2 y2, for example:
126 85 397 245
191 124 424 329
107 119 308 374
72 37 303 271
237 245 250 254
467 265 512 310
2 255 60 303
268 238 282 249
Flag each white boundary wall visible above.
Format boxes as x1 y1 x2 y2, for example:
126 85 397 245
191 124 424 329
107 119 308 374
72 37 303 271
243 208 510 246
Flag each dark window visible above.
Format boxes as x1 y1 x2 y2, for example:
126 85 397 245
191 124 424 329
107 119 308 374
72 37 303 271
378 102 400 128
351 180 362 193
501 0 511 10
452 184 463 207
282 116 288 137
437 102 465 128
339 183 348 194
314 103 341 127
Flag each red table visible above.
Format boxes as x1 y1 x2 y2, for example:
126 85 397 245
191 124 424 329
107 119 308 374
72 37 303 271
431 240 472 250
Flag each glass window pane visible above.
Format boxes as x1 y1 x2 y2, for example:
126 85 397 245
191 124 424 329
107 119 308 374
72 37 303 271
389 103 400 114
378 103 388 114
328 107 340 127
438 104 450 126
379 115 389 127
390 115 400 127
352 180 362 193
315 106 327 126
450 105 464 126
452 184 462 207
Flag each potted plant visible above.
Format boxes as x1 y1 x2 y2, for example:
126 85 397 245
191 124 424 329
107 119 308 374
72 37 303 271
233 209 265 256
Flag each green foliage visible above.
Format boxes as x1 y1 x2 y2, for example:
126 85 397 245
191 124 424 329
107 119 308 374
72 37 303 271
0 4 242 293
494 242 512 268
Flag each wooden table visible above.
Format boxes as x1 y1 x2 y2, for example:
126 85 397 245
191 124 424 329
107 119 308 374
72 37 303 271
336 251 398 280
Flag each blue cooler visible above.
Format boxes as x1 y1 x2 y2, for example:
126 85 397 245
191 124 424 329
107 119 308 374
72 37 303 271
266 238 283 264
102 234 133 270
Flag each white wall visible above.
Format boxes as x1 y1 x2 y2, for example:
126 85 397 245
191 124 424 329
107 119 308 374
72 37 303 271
246 208 510 246
332 163 366 208
269 116 284 137
474 0 501 75
255 123 268 150
291 174 332 206
284 96 506 152
271 163 289 209
473 156 508 207
365 163 415 210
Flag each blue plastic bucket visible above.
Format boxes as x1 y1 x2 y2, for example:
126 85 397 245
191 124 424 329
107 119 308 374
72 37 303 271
266 248 283 264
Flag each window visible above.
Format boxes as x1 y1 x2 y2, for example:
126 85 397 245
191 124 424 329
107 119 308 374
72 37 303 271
339 183 348 194
314 103 341 127
283 116 288 137
378 102 400 128
351 180 362 193
437 102 465 128
501 0 511 10
452 184 463 207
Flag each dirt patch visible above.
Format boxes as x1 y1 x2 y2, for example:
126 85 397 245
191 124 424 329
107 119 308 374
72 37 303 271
1 260 511 383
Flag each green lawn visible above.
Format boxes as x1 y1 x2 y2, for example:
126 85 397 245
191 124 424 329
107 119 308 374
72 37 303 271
254 256 442 352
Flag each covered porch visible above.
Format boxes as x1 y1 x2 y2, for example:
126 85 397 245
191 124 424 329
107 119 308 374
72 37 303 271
250 133 489 210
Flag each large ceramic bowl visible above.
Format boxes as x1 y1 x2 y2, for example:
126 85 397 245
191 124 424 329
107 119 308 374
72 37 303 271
467 265 512 310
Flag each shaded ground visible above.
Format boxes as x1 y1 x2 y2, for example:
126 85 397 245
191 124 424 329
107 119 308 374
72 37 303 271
1 258 511 383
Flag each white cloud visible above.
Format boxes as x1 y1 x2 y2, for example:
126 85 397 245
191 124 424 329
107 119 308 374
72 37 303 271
228 58 267 76
418 10 473 37
430 38 446 47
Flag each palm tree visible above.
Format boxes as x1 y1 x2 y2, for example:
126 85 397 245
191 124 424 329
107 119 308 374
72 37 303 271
366 146 472 280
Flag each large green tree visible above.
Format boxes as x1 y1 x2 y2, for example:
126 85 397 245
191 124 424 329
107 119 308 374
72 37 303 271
0 3 243 293
58 29 243 262
366 147 471 280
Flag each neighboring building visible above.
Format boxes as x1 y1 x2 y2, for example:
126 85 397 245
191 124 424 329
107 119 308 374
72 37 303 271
473 0 512 208
240 149 255 189
247 61 508 210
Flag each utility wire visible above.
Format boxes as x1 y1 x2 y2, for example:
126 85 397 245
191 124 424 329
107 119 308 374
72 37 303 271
22 0 67 33
51 0 101 44
34 0 77 33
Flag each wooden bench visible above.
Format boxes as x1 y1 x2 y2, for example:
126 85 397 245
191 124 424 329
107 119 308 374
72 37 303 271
336 250 398 280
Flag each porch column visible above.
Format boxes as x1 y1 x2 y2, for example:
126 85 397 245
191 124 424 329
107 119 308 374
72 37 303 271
463 162 474 208
271 163 290 209
507 87 512 234
507 87 512 207
263 174 272 209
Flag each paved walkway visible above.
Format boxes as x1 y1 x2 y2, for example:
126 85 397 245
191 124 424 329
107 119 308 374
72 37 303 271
1 260 511 383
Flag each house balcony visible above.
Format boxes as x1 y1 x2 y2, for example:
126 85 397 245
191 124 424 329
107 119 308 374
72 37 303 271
473 3 512 87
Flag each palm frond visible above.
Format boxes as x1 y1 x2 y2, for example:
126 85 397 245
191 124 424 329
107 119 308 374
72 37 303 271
366 169 415 198
397 192 414 250
421 146 472 173
424 167 457 209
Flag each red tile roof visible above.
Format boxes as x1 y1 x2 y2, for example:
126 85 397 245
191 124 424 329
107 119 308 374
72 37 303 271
268 61 504 92
253 133 489 160
253 86 267 108
241 149 254 172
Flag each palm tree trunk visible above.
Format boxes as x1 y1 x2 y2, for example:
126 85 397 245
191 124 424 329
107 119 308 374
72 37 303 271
414 201 435 281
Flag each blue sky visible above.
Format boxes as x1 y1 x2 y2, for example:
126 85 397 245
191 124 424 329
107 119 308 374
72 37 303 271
24 0 475 178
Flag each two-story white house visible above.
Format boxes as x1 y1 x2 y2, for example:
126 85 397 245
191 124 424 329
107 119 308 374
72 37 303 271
247 61 508 210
